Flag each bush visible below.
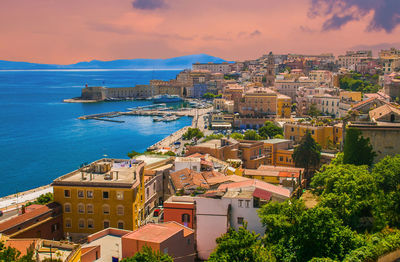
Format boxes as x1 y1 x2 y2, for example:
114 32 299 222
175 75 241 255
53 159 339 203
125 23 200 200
182 128 204 140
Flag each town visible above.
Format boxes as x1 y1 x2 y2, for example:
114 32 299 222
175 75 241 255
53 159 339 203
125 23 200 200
2 48 400 261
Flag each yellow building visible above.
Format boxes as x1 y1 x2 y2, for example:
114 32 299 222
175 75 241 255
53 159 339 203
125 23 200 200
277 94 292 118
284 122 342 149
52 159 145 241
263 138 295 167
340 91 362 102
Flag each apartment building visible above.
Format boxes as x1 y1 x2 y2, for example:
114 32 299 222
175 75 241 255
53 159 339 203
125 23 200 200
275 78 316 101
192 62 232 74
337 50 372 69
52 159 145 241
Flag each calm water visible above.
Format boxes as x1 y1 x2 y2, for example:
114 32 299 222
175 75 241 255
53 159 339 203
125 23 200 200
0 70 191 197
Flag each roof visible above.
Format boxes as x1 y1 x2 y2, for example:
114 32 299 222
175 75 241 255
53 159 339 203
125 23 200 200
262 138 292 144
369 104 400 120
4 239 38 256
169 168 224 190
352 97 387 111
123 222 193 243
0 203 59 232
206 175 249 186
218 179 291 199
257 165 304 173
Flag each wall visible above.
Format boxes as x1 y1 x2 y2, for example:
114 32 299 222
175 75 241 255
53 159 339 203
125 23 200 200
160 230 195 262
81 246 100 262
163 201 195 229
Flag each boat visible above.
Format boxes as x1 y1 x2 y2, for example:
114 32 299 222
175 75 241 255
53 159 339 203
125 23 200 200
152 95 183 103
153 116 164 122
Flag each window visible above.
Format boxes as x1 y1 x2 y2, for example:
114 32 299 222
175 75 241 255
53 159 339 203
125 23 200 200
311 130 315 135
64 203 71 213
182 214 190 223
64 190 70 198
163 248 168 255
116 191 123 200
103 191 109 199
87 190 93 199
78 203 85 214
245 200 250 208
117 221 124 229
238 200 243 207
65 219 71 228
237 217 244 225
79 219 85 229
153 182 156 191
87 204 93 214
77 190 84 198
117 205 124 216
103 205 110 215
103 220 110 229
51 223 59 232
87 219 94 229
279 156 283 162
146 188 149 198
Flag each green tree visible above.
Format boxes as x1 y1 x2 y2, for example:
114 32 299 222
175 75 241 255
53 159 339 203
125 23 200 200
182 128 204 140
203 134 224 142
230 132 244 140
164 151 176 156
203 92 216 99
208 223 275 262
311 164 378 231
182 87 187 97
243 130 262 140
292 131 321 176
343 128 376 166
258 121 283 139
259 200 361 261
25 192 53 207
127 150 141 158
308 103 321 117
121 246 173 262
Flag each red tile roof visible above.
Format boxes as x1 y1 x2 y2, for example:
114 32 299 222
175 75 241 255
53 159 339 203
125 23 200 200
169 168 224 191
123 222 193 243
4 239 38 256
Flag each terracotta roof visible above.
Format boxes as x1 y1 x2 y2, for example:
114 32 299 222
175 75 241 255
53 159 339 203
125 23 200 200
206 175 249 186
0 203 59 232
257 165 304 173
218 179 291 198
123 222 193 243
369 104 400 120
4 239 38 256
352 97 387 110
252 187 272 201
169 168 223 191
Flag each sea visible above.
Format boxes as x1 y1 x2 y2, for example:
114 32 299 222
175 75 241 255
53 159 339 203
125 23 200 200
0 69 192 197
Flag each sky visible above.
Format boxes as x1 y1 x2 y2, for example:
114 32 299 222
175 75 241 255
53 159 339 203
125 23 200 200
1 0 400 64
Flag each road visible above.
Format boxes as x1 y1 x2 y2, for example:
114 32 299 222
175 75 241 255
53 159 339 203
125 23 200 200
0 209 18 222
0 185 53 210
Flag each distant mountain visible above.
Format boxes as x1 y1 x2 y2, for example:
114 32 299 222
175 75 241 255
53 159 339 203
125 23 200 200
0 54 231 70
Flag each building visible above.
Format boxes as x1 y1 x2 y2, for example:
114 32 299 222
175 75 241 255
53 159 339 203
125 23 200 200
185 138 240 161
238 88 278 117
348 121 400 163
192 62 231 74
265 52 276 86
384 77 400 100
337 50 372 69
284 122 342 149
308 70 333 85
122 222 195 262
0 203 63 240
52 159 145 241
238 140 270 169
275 78 316 101
262 138 295 167
369 104 400 123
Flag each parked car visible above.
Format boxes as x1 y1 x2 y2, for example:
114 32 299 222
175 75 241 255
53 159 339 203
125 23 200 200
0 210 3 217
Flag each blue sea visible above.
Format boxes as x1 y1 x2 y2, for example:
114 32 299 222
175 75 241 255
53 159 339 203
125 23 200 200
0 70 191 197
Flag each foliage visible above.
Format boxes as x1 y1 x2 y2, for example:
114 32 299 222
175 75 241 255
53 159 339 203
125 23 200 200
230 132 244 140
339 73 380 93
0 242 35 262
208 223 276 262
203 134 224 142
121 246 173 262
343 128 376 166
292 131 321 172
273 134 284 139
243 130 262 140
372 155 400 228
258 121 283 139
25 192 53 207
127 150 141 158
308 103 321 117
203 93 221 99
258 200 361 261
182 128 204 140
343 228 400 262
163 151 176 156
311 164 378 231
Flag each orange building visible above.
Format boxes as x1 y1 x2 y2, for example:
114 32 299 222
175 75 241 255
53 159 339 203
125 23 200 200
163 198 195 229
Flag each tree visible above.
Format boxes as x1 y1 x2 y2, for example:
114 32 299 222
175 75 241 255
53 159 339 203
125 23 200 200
243 130 262 140
25 192 53 207
208 223 275 262
121 246 173 262
258 200 360 262
203 134 224 142
292 131 321 177
230 132 244 140
0 242 35 262
164 151 176 156
343 128 376 166
203 92 216 99
127 150 141 158
182 87 187 97
308 103 321 117
182 128 204 140
258 121 283 139
311 164 378 231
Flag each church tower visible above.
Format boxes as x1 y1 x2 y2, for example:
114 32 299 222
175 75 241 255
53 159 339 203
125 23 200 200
265 52 275 87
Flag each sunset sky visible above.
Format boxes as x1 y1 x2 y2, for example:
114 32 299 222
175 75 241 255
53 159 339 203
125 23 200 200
1 0 400 64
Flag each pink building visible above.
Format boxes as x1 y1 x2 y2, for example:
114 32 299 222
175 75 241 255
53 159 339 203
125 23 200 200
122 222 195 262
